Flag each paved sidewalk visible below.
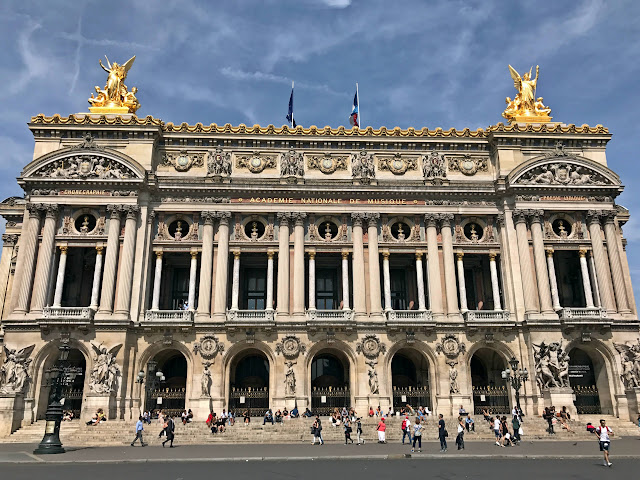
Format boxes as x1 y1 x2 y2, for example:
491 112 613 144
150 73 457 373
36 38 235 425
0 438 638 463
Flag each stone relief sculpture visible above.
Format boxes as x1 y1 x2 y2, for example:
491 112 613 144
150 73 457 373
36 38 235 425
201 363 212 397
422 151 447 179
378 154 417 175
193 335 224 360
448 361 460 394
0 345 35 394
89 343 122 394
518 162 608 186
533 342 570 390
614 341 640 389
448 155 488 176
207 147 232 176
366 360 379 394
35 155 136 179
161 150 205 172
284 360 296 396
351 150 375 183
280 149 304 177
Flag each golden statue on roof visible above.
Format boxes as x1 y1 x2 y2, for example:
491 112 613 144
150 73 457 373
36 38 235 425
88 55 140 114
502 65 551 123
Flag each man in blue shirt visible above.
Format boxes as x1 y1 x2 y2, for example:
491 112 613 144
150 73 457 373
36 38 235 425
131 415 147 446
465 414 475 432
291 406 299 418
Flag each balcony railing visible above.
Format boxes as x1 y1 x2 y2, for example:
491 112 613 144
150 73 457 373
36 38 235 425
306 309 355 321
559 307 607 320
464 310 511 322
385 310 434 322
144 310 194 322
42 306 94 320
226 309 275 322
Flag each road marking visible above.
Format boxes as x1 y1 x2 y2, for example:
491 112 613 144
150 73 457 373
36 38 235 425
20 451 45 462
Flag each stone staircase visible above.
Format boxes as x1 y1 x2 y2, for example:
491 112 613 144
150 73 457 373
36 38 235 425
3 415 638 446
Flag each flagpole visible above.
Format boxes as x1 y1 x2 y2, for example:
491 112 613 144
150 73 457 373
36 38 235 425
356 82 360 128
291 81 294 128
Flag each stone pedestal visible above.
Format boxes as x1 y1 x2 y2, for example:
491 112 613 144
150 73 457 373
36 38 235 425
0 394 25 436
450 393 472 417
190 397 212 420
541 387 577 419
81 393 114 421
624 387 640 422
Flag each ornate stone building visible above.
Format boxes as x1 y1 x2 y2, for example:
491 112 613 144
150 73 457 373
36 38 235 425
0 112 639 434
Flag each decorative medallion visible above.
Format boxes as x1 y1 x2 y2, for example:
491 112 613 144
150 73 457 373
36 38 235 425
435 334 466 359
236 152 277 173
275 335 306 359
308 154 348 174
448 155 488 176
193 335 224 360
356 334 386 359
378 154 417 175
161 150 205 172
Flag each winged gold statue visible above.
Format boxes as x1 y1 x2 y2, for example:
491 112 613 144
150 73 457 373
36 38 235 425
502 64 551 123
88 55 140 114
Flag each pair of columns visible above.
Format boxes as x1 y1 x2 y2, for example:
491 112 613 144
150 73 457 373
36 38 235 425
454 251 502 312
307 250 350 311
381 250 426 311
150 251 199 310
48 245 104 309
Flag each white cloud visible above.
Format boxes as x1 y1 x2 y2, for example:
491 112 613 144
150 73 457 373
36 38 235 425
220 67 344 96
319 0 352 7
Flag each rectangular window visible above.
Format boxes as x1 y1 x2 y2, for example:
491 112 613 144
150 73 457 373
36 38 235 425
316 268 338 310
390 268 407 310
244 268 267 310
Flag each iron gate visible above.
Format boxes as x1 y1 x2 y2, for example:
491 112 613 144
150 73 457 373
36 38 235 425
573 385 601 414
229 387 269 416
146 388 186 417
473 386 510 415
392 386 431 410
311 386 350 416
61 388 83 418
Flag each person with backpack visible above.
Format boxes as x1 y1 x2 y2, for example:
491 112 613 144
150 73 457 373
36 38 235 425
162 415 175 447
401 415 412 444
411 417 422 453
456 416 465 450
593 419 613 467
344 418 354 444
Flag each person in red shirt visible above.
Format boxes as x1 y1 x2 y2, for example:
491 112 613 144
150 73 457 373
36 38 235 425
377 417 387 443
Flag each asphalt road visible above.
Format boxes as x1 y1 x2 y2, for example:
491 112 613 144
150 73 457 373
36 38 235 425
0 458 633 480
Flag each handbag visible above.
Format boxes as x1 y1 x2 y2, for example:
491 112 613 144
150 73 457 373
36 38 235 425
444 429 448 437
518 427 524 435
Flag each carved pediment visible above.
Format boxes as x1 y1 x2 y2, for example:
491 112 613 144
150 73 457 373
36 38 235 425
509 154 620 188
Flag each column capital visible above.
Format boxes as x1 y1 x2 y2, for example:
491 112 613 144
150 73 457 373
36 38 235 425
96 245 104 254
26 202 42 218
415 250 424 260
155 250 163 259
277 212 292 227
308 250 316 260
2 234 18 246
351 212 366 227
381 249 390 259
496 213 505 227
123 205 140 220
233 249 241 259
456 251 464 261
579 247 589 258
586 209 604 225
201 211 216 225
190 251 199 259
545 247 554 257
424 213 439 228
293 212 307 226
526 209 545 225
342 249 350 259
107 204 121 219
602 210 617 225
43 204 59 218
489 252 498 261
512 209 528 225
59 245 68 254
213 211 232 225
267 249 275 259
364 212 380 227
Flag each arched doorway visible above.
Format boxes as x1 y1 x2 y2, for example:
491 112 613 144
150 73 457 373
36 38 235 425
145 349 187 417
37 348 86 420
391 349 431 410
228 350 269 415
311 351 350 415
569 347 612 415
470 348 509 415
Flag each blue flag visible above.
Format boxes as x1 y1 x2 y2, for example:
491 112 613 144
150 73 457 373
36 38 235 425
285 84 297 127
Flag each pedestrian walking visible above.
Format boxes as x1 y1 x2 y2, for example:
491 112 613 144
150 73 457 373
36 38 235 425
401 415 412 444
594 419 613 467
344 418 354 444
162 415 175 447
512 415 521 443
315 415 324 445
311 418 319 445
438 414 447 452
411 417 422 453
130 416 147 446
377 417 387 443
356 417 364 445
492 416 502 446
543 407 555 435
456 416 465 450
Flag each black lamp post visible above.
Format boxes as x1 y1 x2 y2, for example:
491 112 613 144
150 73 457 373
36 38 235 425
34 344 82 455
136 361 164 414
501 356 529 414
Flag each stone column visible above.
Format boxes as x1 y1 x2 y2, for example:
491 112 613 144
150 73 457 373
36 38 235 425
151 251 163 310
187 251 198 311
603 212 630 313
456 252 468 312
276 213 290 314
293 213 306 315
115 206 140 315
588 251 602 307
98 205 122 314
266 250 275 311
30 205 58 313
439 214 459 315
382 250 391 311
308 251 316 311
52 246 68 308
424 214 443 314
415 250 426 311
197 212 215 316
513 210 538 314
13 204 42 314
89 246 104 310
545 248 561 311
213 212 231 315
351 213 366 315
529 210 554 314
586 211 616 313
489 252 502 311
231 250 241 310
341 250 350 310
579 248 595 308
366 213 382 314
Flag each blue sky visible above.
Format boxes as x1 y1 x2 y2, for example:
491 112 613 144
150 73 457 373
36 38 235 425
1 0 639 300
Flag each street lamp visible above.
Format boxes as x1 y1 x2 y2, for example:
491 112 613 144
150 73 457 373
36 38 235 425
501 356 528 415
136 363 164 413
34 344 82 455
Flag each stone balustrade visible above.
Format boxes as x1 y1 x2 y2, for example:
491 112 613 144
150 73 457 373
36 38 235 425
42 306 95 320
144 309 194 322
226 309 275 322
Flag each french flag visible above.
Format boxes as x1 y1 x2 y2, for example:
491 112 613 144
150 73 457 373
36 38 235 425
349 88 359 127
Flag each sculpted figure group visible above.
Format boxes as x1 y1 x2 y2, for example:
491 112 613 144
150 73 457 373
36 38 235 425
533 342 570 390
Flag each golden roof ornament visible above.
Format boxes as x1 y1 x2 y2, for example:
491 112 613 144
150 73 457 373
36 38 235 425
88 55 140 114
502 65 552 124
